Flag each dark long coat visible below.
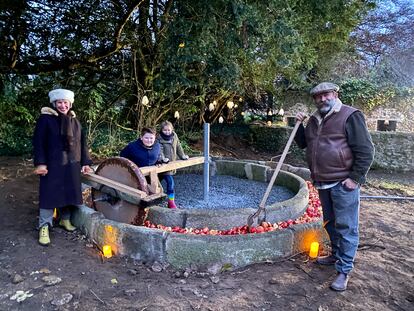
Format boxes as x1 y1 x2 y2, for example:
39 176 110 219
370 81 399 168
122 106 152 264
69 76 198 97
33 107 92 210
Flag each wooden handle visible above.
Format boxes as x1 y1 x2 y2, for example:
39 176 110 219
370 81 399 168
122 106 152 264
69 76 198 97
258 121 302 208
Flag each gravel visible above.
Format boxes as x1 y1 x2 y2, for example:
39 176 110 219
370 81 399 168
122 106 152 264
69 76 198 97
164 174 295 210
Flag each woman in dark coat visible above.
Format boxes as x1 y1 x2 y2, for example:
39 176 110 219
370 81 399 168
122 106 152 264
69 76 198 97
33 88 92 246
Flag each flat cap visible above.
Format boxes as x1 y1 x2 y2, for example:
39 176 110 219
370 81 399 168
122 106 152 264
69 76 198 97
310 82 339 96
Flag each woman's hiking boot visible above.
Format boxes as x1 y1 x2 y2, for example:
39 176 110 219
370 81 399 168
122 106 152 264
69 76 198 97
39 225 50 246
59 219 76 232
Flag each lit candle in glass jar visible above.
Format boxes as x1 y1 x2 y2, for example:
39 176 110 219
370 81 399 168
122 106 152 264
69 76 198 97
309 242 319 259
102 245 112 258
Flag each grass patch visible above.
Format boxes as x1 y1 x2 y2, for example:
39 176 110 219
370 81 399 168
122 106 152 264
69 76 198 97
369 180 414 196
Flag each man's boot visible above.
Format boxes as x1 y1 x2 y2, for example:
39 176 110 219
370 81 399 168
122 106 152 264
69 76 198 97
330 273 349 291
59 219 76 232
39 225 50 246
316 255 337 265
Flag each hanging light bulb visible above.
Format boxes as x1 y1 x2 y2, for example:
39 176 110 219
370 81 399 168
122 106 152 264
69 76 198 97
208 103 215 111
278 108 285 116
227 101 234 109
141 95 149 107
241 111 245 116
234 104 238 108
174 111 180 119
218 116 224 123
267 110 273 116
213 100 217 106
239 97 243 102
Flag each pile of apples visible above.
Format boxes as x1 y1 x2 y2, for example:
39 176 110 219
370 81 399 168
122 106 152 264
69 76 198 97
143 181 322 235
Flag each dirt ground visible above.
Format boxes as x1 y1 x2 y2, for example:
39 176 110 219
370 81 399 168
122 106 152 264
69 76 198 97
0 154 413 311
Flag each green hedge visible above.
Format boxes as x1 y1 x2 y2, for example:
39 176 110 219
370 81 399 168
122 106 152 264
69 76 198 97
249 125 305 160
0 124 33 156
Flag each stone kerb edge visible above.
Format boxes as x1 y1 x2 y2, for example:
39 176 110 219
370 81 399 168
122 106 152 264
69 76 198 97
164 228 295 269
72 205 167 263
215 160 309 224
160 221 325 270
147 159 309 229
265 170 309 223
73 205 326 269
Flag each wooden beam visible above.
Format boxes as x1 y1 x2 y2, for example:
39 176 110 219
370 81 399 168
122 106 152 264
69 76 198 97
80 156 204 205
82 173 148 198
82 174 167 206
82 181 140 205
139 156 205 175
141 192 166 203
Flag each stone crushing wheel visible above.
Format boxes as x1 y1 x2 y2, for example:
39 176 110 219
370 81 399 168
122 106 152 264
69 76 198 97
91 157 154 224
83 156 205 225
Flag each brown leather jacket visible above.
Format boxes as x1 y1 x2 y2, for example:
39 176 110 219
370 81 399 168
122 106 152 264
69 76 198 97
295 101 374 184
304 104 358 182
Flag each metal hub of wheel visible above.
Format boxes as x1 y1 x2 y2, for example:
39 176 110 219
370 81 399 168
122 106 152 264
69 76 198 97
92 157 149 224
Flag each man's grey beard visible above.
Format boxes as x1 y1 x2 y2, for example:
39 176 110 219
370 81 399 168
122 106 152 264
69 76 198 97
318 98 336 115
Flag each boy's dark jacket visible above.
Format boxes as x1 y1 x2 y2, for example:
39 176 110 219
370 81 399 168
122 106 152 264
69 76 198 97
120 139 160 167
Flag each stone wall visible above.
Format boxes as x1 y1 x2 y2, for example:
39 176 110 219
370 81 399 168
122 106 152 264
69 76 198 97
250 126 414 172
281 100 414 133
366 106 414 132
370 131 414 171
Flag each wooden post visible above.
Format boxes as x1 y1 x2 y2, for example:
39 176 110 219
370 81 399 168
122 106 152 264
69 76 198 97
203 123 210 200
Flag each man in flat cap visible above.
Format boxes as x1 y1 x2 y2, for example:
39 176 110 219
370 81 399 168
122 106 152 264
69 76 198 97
295 82 374 291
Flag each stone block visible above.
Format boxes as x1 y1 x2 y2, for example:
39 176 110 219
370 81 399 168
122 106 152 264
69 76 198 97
165 229 294 270
183 208 256 230
147 206 186 227
72 205 104 239
245 163 268 182
214 160 246 178
121 225 168 263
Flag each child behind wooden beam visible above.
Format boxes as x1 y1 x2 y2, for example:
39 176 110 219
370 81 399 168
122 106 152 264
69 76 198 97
158 121 189 209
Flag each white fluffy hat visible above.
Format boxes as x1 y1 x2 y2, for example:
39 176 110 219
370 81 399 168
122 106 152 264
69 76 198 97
48 89 75 105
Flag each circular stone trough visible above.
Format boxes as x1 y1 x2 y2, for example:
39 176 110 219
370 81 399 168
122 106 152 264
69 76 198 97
73 158 327 270
147 159 309 230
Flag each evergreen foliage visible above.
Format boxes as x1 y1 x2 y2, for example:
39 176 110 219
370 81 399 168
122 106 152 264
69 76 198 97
3 0 411 156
